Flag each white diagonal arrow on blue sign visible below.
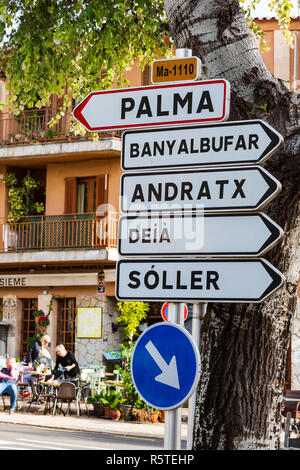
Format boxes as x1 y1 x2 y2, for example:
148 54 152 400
145 340 180 389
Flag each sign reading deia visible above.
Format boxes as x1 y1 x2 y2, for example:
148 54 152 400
151 57 201 84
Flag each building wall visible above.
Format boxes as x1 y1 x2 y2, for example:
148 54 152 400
257 19 300 92
45 156 122 215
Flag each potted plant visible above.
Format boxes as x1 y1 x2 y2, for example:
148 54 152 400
132 396 150 422
88 392 105 417
100 389 125 421
116 364 139 422
148 407 160 423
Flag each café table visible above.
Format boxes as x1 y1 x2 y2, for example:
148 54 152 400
103 380 124 393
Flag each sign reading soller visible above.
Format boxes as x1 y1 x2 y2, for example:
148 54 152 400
73 80 230 132
116 259 285 303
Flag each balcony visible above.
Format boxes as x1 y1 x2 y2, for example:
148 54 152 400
0 213 119 257
0 108 121 146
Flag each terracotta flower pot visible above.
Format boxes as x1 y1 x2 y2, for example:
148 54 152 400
150 411 159 423
109 409 121 421
104 406 111 418
133 409 149 422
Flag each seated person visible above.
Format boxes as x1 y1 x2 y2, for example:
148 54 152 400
0 357 19 414
49 344 80 381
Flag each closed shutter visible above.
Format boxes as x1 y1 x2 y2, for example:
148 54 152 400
64 177 77 214
95 175 108 216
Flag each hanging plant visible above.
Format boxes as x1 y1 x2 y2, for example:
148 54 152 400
4 171 44 222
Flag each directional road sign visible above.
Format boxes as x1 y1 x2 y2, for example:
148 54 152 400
131 322 200 410
121 120 283 170
161 302 188 322
116 258 285 303
73 79 230 132
151 57 201 84
120 166 281 213
118 212 283 257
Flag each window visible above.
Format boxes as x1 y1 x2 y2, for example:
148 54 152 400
64 175 108 214
0 81 7 105
77 177 96 213
57 298 76 353
21 299 37 359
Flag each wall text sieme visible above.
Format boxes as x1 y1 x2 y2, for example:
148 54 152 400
0 277 26 286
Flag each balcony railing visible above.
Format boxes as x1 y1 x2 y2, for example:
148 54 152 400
0 108 121 146
0 213 119 252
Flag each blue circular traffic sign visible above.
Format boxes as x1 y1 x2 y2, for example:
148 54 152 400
131 322 200 410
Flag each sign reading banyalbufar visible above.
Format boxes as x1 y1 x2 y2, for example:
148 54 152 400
122 120 283 170
118 212 283 257
73 79 230 132
116 259 285 303
120 166 281 213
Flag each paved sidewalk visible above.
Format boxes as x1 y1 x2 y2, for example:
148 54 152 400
0 409 188 441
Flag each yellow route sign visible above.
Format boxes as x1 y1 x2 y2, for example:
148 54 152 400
151 57 201 84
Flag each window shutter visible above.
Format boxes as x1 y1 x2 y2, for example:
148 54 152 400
96 175 108 216
64 177 77 214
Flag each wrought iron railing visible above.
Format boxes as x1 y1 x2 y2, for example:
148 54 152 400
0 212 119 252
0 108 121 146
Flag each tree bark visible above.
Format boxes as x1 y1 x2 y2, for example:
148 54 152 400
164 0 300 449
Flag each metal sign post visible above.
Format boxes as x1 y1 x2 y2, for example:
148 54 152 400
165 50 198 451
164 302 181 450
164 302 187 450
187 302 207 450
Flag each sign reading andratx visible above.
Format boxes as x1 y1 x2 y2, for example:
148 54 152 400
120 166 281 213
73 80 230 132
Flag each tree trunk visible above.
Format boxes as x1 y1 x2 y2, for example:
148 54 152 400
164 0 300 449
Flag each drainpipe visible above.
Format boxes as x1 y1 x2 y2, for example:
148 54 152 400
294 32 298 92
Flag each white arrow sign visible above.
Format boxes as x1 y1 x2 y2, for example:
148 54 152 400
118 212 283 257
116 258 285 303
122 120 283 170
145 340 180 389
120 166 281 213
73 79 230 132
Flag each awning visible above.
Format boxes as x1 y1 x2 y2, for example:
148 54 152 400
103 350 122 361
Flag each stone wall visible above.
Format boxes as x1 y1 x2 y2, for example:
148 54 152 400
75 294 122 367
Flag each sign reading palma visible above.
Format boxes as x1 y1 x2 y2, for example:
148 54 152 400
73 80 230 132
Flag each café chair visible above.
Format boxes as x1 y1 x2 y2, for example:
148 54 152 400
53 381 80 417
86 371 106 396
27 379 55 414
81 384 92 417
36 383 56 414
